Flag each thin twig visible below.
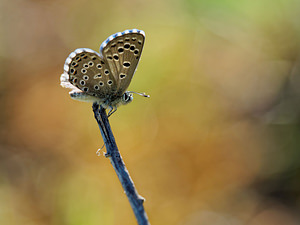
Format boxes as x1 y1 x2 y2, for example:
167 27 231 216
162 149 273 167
92 102 150 225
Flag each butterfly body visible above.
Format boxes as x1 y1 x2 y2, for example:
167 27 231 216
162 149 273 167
60 29 148 113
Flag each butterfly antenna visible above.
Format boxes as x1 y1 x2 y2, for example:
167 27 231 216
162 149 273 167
128 91 150 98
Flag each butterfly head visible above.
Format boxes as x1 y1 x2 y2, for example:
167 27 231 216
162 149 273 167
121 92 133 105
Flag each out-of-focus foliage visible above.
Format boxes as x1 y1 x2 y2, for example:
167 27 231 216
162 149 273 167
1 0 300 224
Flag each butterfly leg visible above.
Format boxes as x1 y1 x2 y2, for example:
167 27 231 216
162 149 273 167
107 106 117 117
96 143 105 156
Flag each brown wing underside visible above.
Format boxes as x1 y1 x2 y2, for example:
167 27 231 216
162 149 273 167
67 51 117 99
102 33 145 96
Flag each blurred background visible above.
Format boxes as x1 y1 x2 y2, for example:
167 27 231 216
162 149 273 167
1 0 300 224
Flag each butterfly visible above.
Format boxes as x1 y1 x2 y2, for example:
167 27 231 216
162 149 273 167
60 29 149 116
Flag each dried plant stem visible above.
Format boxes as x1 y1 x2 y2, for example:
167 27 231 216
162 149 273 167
92 102 150 225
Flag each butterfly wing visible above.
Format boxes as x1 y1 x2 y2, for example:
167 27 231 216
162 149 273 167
100 29 145 97
64 48 117 99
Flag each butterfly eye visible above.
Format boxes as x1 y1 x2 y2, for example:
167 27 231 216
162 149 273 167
107 80 113 85
80 80 86 85
134 50 139 55
99 81 104 86
94 85 99 90
119 74 126 79
81 69 87 74
88 61 94 66
96 64 102 69
83 75 89 80
83 63 89 68
122 93 132 103
124 44 130 49
104 69 110 75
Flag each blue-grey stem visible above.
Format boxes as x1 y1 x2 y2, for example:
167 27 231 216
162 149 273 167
92 102 150 225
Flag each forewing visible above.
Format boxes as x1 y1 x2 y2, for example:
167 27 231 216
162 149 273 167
100 29 145 96
64 48 117 99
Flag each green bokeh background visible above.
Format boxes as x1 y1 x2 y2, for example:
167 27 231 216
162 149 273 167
1 0 300 224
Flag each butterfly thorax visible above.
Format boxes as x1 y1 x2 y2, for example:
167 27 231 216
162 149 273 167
100 91 133 109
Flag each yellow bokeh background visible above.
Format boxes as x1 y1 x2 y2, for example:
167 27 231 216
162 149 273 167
1 0 300 224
